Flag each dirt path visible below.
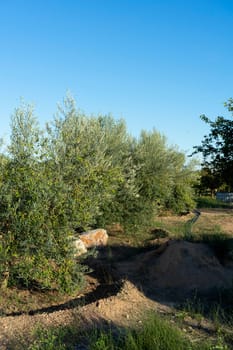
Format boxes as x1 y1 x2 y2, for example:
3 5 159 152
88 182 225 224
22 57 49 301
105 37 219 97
0 278 220 350
1 210 233 348
0 280 170 349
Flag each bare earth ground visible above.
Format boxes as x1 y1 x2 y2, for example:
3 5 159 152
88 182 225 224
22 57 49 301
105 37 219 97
195 209 233 234
156 208 233 235
0 279 220 349
0 209 233 348
0 280 160 348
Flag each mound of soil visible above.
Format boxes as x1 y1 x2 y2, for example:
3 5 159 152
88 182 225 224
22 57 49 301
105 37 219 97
116 240 233 300
1 238 232 348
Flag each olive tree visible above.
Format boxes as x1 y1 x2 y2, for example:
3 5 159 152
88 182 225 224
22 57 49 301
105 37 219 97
47 96 127 230
0 102 85 292
134 130 197 214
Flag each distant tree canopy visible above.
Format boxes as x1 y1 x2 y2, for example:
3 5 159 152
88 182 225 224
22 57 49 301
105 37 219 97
0 96 198 291
193 98 233 193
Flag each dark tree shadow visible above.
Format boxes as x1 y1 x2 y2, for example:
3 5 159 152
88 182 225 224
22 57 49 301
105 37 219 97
4 242 233 320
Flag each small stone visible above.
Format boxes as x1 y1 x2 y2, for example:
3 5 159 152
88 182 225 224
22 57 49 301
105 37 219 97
79 229 108 248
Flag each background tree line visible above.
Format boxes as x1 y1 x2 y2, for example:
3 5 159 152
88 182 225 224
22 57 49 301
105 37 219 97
0 96 198 292
193 98 233 196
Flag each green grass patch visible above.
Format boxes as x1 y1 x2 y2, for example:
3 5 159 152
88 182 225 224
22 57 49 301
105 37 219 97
8 312 229 350
196 197 233 209
152 220 187 239
179 294 233 349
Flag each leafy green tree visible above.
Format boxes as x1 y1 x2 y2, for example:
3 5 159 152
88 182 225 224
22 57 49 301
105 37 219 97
0 102 84 292
47 96 126 230
164 158 198 213
95 115 140 229
99 127 198 229
0 95 199 292
194 167 220 197
134 130 197 214
192 99 233 191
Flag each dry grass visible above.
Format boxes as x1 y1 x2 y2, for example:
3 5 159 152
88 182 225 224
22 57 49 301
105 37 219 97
193 209 233 236
154 209 233 238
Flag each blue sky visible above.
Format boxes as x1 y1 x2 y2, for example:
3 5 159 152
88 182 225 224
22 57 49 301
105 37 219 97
1 0 233 154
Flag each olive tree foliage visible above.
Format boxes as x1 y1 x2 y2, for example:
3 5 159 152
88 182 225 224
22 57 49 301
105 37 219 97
0 102 85 292
0 96 198 290
46 96 136 229
94 115 140 228
134 130 197 214
47 97 141 231
192 98 233 192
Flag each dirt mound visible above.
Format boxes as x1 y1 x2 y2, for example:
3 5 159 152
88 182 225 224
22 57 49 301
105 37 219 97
1 238 232 348
116 240 233 300
0 280 161 349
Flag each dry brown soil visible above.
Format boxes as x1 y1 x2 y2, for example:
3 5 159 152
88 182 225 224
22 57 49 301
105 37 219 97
0 209 233 348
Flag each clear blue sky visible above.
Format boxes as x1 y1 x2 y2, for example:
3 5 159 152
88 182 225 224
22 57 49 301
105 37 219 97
1 0 233 154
